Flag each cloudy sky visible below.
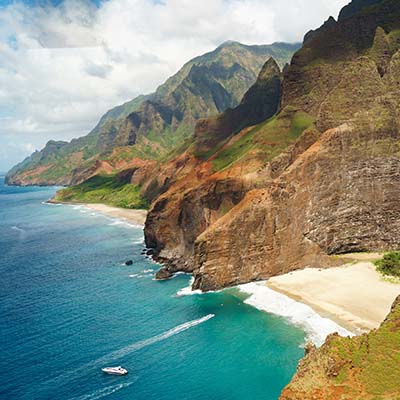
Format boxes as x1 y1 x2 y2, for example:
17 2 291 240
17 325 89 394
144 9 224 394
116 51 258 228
0 0 349 171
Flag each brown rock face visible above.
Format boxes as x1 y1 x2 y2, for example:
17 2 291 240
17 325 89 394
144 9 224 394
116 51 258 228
145 1 400 290
145 174 252 272
186 0 400 290
193 115 400 290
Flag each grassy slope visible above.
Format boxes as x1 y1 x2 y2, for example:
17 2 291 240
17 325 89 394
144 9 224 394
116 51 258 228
281 296 400 400
329 308 400 397
64 108 314 209
55 175 148 209
211 108 315 172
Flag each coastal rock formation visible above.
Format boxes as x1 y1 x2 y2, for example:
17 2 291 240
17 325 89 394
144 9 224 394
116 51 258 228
155 267 174 280
141 0 400 292
279 295 400 400
193 115 400 290
186 0 400 290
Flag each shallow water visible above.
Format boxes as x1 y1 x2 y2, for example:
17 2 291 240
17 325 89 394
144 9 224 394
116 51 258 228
0 178 305 400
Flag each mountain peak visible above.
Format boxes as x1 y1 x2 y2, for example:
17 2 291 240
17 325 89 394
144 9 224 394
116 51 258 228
258 57 281 80
219 40 242 48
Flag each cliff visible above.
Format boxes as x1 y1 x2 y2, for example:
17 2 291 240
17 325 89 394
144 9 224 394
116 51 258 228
143 58 311 276
6 42 298 187
280 295 400 400
142 0 400 290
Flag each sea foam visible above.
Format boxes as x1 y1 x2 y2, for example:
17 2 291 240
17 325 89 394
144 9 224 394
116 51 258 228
176 277 203 296
239 282 353 347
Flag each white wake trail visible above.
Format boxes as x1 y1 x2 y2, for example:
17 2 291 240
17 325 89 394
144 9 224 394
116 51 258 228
39 314 215 392
94 314 215 364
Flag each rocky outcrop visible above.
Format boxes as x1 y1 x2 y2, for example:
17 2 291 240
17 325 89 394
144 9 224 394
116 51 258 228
155 267 174 280
145 175 253 272
279 295 400 400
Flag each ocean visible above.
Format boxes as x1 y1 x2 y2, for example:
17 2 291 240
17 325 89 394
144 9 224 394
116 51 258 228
0 177 306 400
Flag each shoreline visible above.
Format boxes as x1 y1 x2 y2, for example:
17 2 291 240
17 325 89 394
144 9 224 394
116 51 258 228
266 256 400 334
49 200 147 226
238 282 353 347
52 200 399 343
82 203 147 226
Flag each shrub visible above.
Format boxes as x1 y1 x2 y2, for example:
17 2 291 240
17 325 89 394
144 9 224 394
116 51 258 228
375 251 400 277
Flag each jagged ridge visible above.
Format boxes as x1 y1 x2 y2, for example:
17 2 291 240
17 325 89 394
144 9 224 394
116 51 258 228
6 42 299 187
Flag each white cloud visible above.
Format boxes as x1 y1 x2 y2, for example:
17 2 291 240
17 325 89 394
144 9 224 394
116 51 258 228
0 0 349 171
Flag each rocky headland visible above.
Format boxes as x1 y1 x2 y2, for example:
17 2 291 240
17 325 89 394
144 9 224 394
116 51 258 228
144 0 400 292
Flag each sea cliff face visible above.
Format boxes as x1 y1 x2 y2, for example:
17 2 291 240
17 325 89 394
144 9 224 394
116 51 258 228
143 0 400 291
279 295 400 400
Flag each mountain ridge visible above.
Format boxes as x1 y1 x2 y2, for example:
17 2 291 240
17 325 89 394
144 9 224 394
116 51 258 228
6 41 299 187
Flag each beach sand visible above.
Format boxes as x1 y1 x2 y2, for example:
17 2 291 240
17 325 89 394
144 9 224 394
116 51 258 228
83 204 147 226
267 255 400 333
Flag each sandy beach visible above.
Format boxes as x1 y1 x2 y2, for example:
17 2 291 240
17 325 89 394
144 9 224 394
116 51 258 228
267 255 400 334
83 203 147 226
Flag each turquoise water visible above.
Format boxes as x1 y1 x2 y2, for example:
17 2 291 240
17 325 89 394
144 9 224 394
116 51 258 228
0 178 305 400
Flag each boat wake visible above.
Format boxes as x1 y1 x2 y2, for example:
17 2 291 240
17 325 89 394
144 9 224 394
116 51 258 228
39 314 215 392
94 314 215 364
69 381 135 400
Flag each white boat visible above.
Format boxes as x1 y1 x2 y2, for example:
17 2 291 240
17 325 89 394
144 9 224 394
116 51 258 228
101 366 128 375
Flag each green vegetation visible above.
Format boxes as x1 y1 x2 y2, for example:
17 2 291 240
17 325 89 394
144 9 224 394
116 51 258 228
211 109 315 172
55 175 148 209
375 251 400 278
327 298 400 396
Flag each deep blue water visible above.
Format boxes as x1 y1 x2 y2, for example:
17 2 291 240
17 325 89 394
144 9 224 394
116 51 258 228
0 177 305 400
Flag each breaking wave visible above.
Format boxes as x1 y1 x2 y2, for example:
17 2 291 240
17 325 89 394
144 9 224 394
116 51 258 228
238 282 353 347
11 225 27 240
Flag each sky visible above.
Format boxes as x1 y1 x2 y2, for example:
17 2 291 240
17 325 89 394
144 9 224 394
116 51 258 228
0 0 349 171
